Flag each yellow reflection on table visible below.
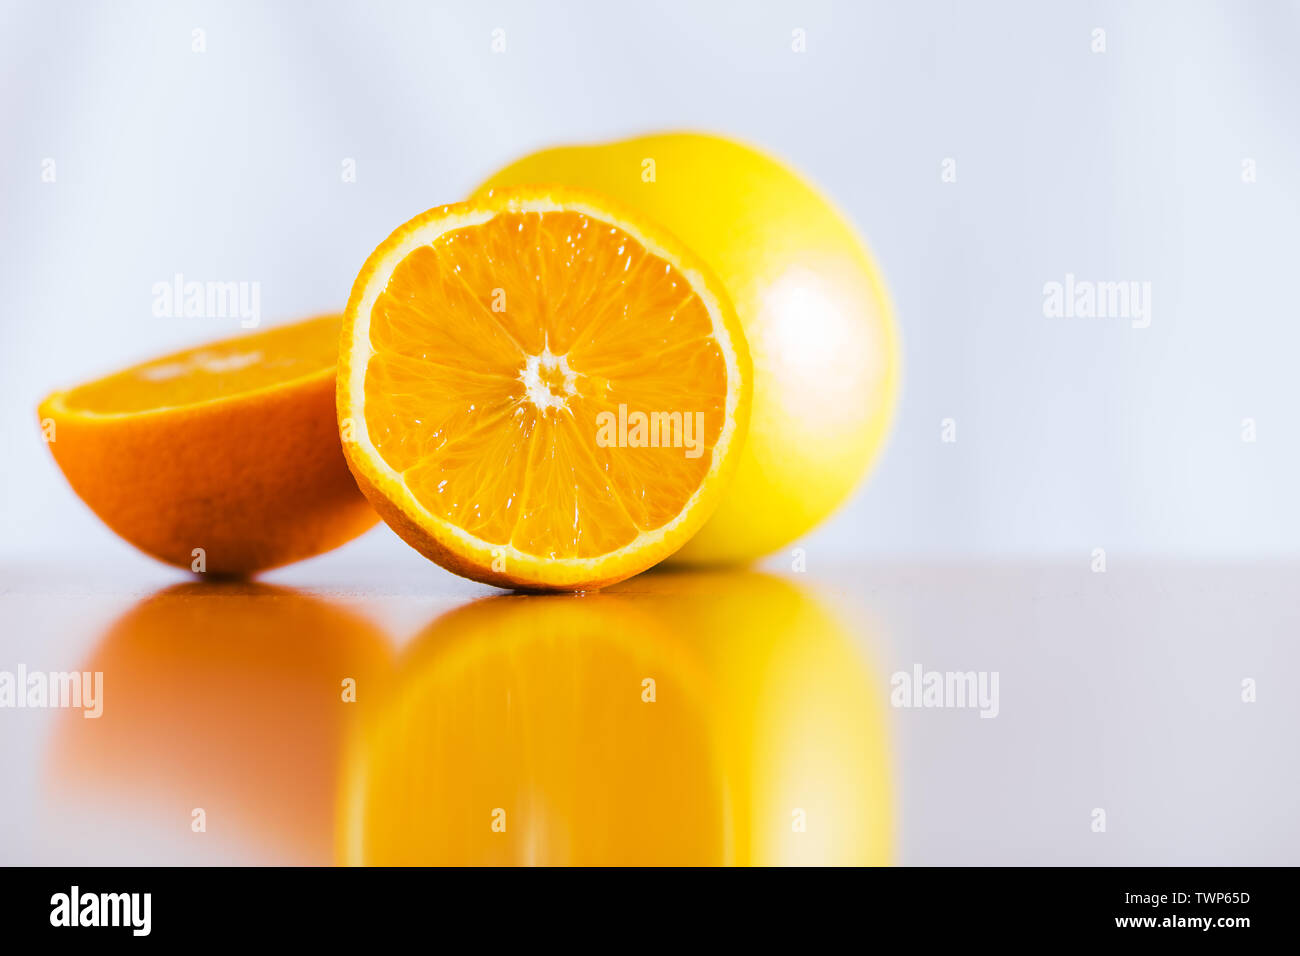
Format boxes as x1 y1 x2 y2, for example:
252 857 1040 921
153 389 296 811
50 582 393 865
340 571 891 865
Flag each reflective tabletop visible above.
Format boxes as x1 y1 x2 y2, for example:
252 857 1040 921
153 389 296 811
2 550 1295 865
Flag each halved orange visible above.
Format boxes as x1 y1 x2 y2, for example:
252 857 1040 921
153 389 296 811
339 188 751 591
38 315 379 574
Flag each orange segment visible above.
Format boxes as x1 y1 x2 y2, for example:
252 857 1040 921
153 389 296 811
339 189 751 591
38 315 378 574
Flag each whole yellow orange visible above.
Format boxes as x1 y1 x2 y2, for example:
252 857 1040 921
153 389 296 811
475 132 900 564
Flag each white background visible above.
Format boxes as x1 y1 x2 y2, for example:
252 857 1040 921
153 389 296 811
3 0 1299 566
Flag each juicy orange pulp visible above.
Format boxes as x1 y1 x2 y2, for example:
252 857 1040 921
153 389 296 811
368 211 729 559
342 192 749 590
58 317 343 415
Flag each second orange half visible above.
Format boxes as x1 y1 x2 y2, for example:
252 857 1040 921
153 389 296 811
338 188 751 591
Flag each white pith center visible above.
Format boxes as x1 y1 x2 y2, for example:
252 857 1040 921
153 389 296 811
519 346 579 413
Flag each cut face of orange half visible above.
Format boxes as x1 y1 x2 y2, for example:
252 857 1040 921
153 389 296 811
339 189 751 591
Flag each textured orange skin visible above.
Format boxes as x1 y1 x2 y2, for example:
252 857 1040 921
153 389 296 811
39 329 378 576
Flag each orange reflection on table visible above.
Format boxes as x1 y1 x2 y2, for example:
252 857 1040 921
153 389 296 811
340 571 892 865
49 582 393 865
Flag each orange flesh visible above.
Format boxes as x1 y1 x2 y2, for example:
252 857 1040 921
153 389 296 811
58 316 341 415
364 210 730 560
